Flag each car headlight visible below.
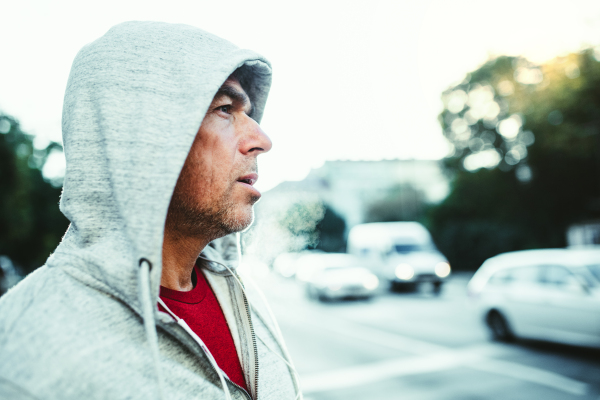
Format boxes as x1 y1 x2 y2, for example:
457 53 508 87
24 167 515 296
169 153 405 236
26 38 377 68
395 263 414 280
328 284 342 291
435 262 451 278
363 275 379 290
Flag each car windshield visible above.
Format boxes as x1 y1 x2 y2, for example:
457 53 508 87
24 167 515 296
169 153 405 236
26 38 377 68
559 266 597 288
585 264 600 284
393 244 434 254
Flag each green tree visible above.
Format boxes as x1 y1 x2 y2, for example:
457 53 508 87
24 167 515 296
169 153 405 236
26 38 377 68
315 204 346 252
429 50 600 270
0 113 69 274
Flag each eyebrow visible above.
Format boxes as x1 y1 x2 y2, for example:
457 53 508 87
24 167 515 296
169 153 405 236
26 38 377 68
214 84 253 116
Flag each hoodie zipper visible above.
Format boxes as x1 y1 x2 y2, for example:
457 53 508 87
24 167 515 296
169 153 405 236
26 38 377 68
218 276 258 400
227 377 252 400
194 337 253 400
159 311 253 400
239 275 259 400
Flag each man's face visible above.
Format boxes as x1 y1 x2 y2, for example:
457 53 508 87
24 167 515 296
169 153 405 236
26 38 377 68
166 76 272 239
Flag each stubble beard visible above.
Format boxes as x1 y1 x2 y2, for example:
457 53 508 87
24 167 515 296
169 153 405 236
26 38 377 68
166 183 259 241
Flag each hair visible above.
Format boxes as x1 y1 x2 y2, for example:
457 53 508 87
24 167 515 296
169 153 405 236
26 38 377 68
229 67 256 119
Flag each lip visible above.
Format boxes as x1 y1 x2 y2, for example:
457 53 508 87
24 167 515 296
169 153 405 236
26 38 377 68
236 173 261 197
237 173 258 186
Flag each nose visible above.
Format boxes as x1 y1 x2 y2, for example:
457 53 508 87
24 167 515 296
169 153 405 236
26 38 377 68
240 114 272 155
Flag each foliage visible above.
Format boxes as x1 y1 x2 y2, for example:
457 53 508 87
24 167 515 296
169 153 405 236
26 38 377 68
0 113 69 274
314 204 346 252
429 50 600 270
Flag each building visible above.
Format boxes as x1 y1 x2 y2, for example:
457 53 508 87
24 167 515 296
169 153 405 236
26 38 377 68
262 159 449 230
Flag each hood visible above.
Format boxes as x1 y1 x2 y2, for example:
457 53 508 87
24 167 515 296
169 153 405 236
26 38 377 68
47 21 272 316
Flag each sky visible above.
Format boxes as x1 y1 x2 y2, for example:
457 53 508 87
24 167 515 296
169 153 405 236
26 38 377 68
2 0 600 191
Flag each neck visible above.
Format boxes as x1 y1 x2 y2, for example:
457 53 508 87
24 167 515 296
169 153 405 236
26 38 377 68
161 227 210 292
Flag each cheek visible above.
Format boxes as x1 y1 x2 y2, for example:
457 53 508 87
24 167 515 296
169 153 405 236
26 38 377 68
210 145 240 181
177 149 211 196
183 131 240 197
200 160 237 198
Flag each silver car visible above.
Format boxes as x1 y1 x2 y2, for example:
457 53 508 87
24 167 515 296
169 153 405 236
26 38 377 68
385 243 451 293
468 248 600 348
348 222 451 294
296 253 380 301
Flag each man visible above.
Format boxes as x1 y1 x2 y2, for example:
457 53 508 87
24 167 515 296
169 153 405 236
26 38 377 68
0 21 300 400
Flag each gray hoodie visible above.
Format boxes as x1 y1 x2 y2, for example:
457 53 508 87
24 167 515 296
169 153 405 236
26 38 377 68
0 21 300 400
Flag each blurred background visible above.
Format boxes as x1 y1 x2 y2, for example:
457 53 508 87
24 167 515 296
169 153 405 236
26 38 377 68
2 0 600 399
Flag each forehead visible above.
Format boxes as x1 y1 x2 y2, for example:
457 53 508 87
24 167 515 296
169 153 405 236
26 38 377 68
214 76 246 100
222 76 243 92
213 75 253 113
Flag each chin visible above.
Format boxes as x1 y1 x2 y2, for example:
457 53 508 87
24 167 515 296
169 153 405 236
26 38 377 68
222 206 255 234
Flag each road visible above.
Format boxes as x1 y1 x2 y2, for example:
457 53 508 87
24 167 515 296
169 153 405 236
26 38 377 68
253 271 600 400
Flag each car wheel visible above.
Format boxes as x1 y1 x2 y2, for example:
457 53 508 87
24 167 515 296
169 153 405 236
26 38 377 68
486 310 514 342
432 281 442 295
317 293 329 302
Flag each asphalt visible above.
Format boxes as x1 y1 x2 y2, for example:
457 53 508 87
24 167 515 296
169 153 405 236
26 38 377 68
252 270 600 400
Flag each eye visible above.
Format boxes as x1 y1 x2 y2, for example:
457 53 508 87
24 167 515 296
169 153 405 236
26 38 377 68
217 105 232 114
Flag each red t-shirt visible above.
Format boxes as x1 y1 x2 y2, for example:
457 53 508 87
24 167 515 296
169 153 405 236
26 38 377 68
158 264 248 393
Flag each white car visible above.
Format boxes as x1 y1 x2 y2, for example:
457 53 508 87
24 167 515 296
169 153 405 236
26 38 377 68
385 243 451 293
348 222 451 293
468 248 600 348
295 253 380 301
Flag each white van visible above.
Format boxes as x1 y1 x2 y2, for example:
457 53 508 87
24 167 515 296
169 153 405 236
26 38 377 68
347 222 451 293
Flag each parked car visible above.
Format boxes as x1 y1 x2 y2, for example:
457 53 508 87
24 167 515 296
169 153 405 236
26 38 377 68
348 222 451 293
295 253 379 301
468 248 600 348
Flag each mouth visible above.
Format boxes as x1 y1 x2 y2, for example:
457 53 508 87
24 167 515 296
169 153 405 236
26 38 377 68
236 173 261 199
237 173 258 186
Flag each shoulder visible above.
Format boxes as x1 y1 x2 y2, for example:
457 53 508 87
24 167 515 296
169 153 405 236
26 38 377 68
0 376 39 400
0 266 151 398
0 265 135 333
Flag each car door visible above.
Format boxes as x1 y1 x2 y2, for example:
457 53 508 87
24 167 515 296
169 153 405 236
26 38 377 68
501 265 547 336
536 265 600 346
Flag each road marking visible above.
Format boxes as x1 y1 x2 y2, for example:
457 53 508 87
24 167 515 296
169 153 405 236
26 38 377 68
301 350 484 393
278 304 448 355
469 358 588 396
300 345 589 396
277 308 590 396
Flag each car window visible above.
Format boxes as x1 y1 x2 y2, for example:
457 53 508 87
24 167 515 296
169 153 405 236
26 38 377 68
571 267 598 287
541 265 580 287
510 266 542 284
586 264 600 283
488 268 513 285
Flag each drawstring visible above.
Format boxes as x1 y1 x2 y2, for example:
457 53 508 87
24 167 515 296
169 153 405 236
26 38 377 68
199 255 303 400
138 252 301 399
138 258 165 399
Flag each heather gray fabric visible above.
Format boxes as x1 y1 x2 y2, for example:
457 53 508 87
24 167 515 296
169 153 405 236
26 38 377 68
0 21 298 400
